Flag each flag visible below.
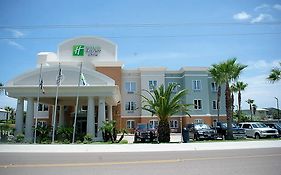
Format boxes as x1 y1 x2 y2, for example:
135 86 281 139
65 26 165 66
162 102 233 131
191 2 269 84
39 78 45 94
56 66 62 86
80 73 89 86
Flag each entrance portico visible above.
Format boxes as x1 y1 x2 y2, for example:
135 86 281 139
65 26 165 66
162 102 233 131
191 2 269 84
5 64 121 142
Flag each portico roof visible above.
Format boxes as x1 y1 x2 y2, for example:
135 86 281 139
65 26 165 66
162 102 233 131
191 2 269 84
4 64 121 106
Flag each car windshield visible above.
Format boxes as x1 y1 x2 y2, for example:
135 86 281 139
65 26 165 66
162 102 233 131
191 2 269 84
195 124 210 130
252 123 268 128
275 123 281 128
137 124 147 130
221 123 237 128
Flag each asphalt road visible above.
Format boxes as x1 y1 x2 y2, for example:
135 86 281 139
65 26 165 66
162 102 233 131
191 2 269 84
0 148 281 175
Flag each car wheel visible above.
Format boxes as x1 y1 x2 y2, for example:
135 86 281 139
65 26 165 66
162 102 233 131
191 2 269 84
255 133 260 139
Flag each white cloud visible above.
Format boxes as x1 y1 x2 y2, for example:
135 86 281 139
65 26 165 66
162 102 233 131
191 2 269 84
254 4 271 11
6 29 25 38
245 59 281 71
6 39 25 50
233 11 251 21
273 4 281 11
239 74 281 109
251 13 273 23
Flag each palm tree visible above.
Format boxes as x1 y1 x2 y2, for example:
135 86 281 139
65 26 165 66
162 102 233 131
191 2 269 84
218 58 247 140
209 64 224 122
267 62 281 83
233 81 248 123
141 83 191 143
246 99 254 121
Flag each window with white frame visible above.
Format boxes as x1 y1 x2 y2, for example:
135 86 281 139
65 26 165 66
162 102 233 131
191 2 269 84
149 80 157 91
212 100 218 110
194 99 202 110
36 121 48 127
170 120 178 128
168 82 179 93
126 120 135 129
125 81 136 93
125 102 136 112
211 82 218 92
149 120 159 129
38 103 48 112
192 80 201 91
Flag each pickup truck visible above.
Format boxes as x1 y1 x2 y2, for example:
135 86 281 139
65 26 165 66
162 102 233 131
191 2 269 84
216 122 246 139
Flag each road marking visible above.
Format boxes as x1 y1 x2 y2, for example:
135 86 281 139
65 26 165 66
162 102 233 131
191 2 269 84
1 153 281 169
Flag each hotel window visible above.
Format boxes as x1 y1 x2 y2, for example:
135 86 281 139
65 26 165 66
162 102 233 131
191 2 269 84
125 81 136 94
192 80 201 91
149 80 157 91
125 102 136 112
212 100 218 110
194 99 202 110
149 120 159 129
170 120 178 128
126 120 135 129
211 82 218 92
38 104 48 112
168 82 179 93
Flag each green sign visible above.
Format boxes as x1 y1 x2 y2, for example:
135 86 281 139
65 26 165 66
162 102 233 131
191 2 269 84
72 44 101 57
73 45 85 56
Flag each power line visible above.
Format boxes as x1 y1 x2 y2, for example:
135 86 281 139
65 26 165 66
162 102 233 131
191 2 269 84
1 22 281 29
0 32 281 40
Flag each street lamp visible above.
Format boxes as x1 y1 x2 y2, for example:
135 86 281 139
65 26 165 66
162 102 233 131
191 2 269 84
274 97 280 121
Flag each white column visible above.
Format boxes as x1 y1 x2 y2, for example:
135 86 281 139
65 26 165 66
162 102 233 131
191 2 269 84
58 105 65 127
15 97 24 134
25 97 34 142
97 97 106 140
87 97 95 139
108 105 113 121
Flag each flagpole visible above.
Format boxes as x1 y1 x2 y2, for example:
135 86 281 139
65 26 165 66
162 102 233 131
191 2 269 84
52 63 61 143
72 62 82 143
34 64 43 144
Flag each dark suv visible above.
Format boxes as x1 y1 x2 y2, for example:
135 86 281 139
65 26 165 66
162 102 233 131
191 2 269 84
216 122 246 139
187 124 217 141
265 123 281 137
134 123 158 143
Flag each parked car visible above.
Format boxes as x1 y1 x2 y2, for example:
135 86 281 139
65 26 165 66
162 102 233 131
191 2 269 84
134 123 158 143
239 122 279 139
264 123 281 137
216 122 246 139
186 123 217 141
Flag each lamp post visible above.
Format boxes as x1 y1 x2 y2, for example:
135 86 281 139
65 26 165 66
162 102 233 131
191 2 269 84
274 97 280 122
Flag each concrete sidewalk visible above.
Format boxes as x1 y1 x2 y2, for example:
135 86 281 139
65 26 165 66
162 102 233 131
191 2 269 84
1 140 281 153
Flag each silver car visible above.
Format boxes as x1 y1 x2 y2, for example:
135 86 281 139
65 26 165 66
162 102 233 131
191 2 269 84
239 122 278 139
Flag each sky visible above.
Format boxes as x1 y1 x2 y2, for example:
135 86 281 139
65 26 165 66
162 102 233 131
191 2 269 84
0 0 280 110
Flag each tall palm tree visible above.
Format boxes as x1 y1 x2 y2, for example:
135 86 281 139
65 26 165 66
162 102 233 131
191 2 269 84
233 81 248 123
142 83 191 143
209 64 224 122
267 62 281 83
246 99 254 121
218 58 247 140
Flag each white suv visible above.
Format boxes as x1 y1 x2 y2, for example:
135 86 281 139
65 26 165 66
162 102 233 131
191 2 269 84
239 122 278 139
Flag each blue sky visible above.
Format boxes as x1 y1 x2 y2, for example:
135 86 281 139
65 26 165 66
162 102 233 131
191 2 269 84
0 0 280 110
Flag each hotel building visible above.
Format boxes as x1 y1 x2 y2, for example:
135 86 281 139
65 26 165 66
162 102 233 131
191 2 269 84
4 36 226 142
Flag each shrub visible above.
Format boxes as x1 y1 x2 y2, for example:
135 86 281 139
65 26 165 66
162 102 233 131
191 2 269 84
15 133 25 143
83 134 93 144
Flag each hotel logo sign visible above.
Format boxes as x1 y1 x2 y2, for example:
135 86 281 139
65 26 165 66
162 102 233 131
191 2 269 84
72 45 101 57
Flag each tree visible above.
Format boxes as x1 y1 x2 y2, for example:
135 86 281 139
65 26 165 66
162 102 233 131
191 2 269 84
99 120 127 143
209 64 224 122
4 106 15 122
246 99 254 121
217 58 247 140
232 81 248 123
141 83 191 143
267 62 281 83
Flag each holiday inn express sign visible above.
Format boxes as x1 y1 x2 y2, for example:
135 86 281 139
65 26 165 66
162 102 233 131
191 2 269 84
72 45 101 57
